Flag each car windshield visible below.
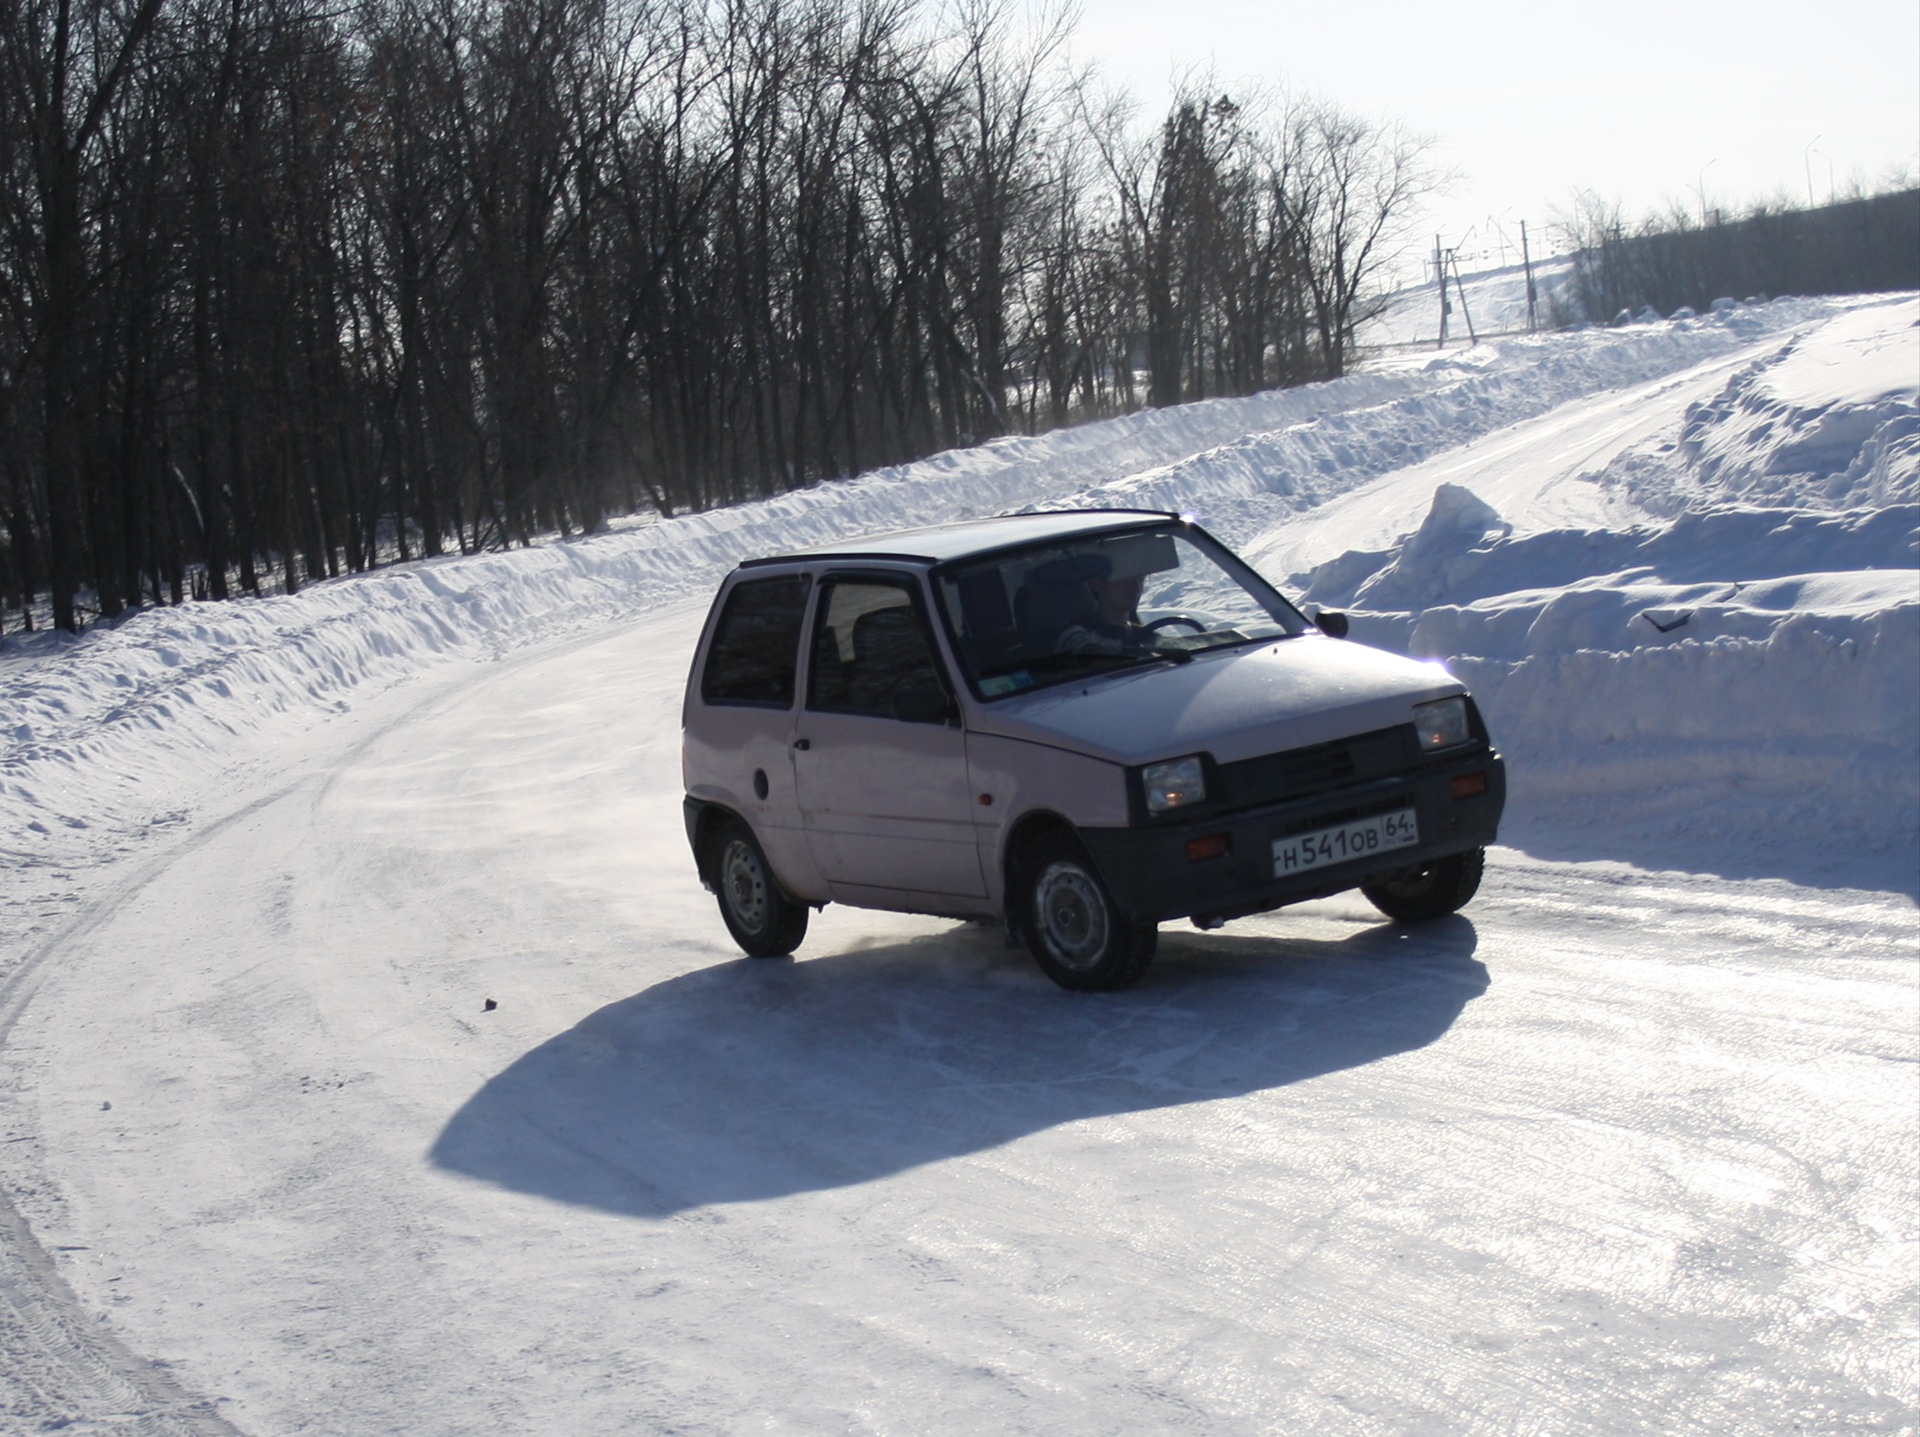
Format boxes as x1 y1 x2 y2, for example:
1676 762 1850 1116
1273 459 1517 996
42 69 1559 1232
934 521 1310 699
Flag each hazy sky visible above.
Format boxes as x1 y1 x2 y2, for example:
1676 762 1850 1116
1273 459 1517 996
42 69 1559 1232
1040 0 1920 269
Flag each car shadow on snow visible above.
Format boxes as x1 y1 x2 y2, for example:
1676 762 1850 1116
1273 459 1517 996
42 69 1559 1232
429 918 1486 1218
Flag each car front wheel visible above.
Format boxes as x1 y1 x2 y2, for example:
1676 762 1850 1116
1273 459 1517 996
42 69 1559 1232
711 818 809 957
1360 846 1486 922
1018 833 1156 992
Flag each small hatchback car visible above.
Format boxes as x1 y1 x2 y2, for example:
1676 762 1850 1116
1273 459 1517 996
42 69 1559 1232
682 510 1505 990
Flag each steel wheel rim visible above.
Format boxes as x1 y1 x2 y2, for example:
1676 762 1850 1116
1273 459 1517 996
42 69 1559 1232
1035 860 1109 971
722 838 769 933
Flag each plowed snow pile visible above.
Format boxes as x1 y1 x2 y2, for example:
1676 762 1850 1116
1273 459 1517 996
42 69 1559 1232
1270 298 1918 862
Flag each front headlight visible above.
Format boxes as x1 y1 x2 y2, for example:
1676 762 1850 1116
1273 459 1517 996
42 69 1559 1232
1143 755 1206 813
1414 696 1471 751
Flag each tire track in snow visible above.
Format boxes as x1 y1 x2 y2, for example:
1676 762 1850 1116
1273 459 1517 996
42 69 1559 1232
0 660 503 1435
0 812 268 1434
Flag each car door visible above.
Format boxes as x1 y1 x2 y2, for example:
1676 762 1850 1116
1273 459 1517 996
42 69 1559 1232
684 570 821 897
791 573 987 903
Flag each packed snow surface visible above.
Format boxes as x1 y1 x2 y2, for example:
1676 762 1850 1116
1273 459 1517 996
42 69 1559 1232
0 293 1915 1435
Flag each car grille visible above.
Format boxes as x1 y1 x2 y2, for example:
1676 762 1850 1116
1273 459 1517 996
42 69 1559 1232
1214 725 1417 812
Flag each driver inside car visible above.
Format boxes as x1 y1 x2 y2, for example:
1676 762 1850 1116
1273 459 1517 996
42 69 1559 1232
1056 571 1151 654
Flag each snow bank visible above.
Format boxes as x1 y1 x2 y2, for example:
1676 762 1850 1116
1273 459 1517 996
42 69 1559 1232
1590 299 1920 514
1454 610 1918 850
1307 491 1919 850
1278 298 1919 853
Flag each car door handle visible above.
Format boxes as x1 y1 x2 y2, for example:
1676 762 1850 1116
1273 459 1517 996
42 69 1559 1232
792 738 810 751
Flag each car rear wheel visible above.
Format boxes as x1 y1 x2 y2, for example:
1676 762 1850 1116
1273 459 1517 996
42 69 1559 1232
1361 846 1486 922
711 818 809 957
1019 833 1156 992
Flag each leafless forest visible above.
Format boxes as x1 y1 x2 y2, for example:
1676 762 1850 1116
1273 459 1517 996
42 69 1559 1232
0 0 1432 633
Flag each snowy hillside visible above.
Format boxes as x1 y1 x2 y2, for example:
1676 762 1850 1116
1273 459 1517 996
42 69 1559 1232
0 293 1915 1436
1358 253 1578 348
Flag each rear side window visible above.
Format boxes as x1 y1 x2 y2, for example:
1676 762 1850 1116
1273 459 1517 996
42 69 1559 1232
702 574 810 707
807 578 944 717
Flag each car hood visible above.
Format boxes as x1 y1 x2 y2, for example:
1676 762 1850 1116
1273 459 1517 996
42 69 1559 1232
966 635 1464 766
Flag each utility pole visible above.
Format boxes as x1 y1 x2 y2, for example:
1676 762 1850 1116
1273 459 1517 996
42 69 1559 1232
1520 219 1538 331
1804 134 1821 208
1435 235 1449 348
1448 252 1479 345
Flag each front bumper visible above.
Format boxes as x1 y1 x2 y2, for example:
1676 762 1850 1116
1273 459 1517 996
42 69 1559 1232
1079 748 1506 926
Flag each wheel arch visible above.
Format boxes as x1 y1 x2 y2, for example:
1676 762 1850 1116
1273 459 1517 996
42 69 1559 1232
999 808 1086 925
685 797 741 890
1006 813 1158 991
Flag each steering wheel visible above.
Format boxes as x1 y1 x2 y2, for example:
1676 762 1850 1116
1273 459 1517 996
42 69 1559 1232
1144 613 1208 635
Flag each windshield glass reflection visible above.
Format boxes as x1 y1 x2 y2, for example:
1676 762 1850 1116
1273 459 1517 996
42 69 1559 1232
936 523 1308 699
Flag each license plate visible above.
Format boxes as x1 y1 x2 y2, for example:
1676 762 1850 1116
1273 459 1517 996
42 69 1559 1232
1272 808 1419 876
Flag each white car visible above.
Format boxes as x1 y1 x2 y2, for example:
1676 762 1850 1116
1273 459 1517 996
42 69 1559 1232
682 510 1506 990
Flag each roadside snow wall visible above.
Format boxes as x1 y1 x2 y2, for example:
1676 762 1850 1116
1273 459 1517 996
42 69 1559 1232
1316 498 1920 851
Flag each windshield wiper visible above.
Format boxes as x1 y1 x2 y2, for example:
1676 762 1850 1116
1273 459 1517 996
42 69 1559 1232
1185 631 1286 655
1057 646 1192 674
976 647 1176 684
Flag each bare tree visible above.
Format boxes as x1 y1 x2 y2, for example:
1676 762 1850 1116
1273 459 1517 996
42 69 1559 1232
2 0 166 629
1291 101 1434 376
0 0 1450 633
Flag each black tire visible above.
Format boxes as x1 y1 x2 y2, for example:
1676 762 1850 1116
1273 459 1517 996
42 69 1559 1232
1017 833 1156 992
710 818 809 957
1360 846 1486 922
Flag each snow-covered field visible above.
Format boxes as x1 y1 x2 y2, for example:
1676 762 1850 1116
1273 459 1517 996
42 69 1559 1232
1 292 1915 1435
1357 253 1577 348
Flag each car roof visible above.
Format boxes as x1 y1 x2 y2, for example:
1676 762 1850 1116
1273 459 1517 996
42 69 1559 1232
736 509 1181 568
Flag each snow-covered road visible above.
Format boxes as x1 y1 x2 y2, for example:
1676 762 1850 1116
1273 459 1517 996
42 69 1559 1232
1 293 1914 1434
1241 344 1764 578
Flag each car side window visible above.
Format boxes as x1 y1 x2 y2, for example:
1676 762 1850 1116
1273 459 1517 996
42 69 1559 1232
701 574 810 707
807 579 945 719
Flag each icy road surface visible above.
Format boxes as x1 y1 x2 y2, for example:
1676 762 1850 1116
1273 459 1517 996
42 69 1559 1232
3 603 1914 1437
